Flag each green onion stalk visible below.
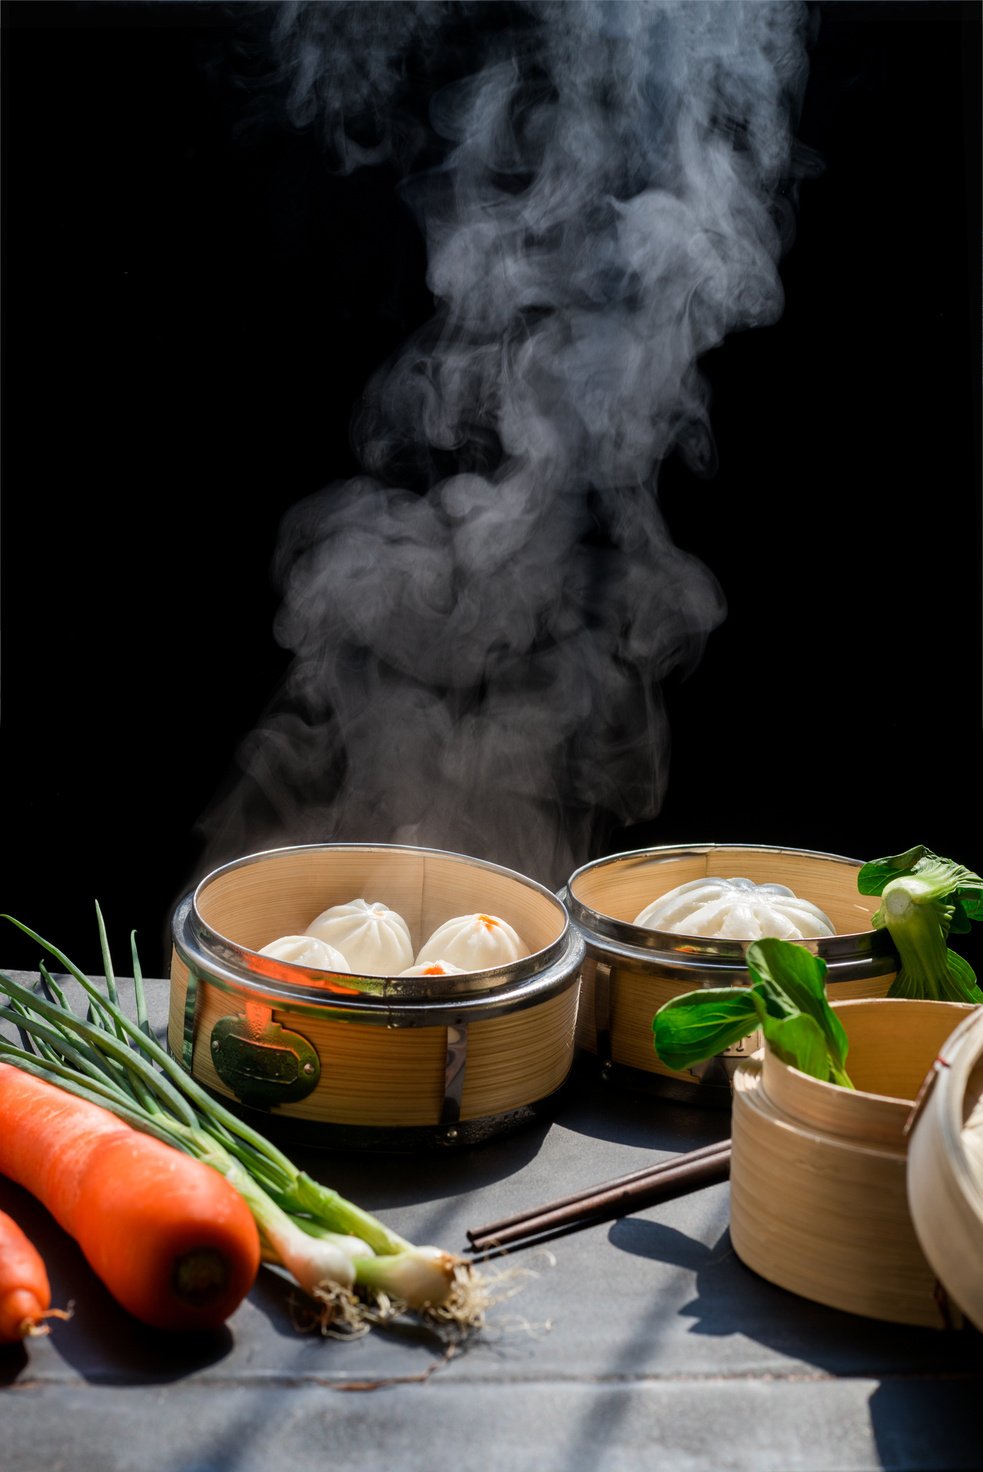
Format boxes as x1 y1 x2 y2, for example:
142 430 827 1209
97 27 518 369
0 911 490 1339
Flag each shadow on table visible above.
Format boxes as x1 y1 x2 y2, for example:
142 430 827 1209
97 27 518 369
300 1108 554 1200
293 1063 731 1265
610 1215 983 1376
269 1053 731 1213
608 1215 983 1469
298 1064 732 1257
549 1058 733 1152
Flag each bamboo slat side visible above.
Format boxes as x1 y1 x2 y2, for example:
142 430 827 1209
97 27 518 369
964 1061 983 1179
459 987 580 1116
168 954 579 1128
191 979 447 1126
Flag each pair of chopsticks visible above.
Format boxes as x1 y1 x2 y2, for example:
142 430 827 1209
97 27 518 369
465 1138 731 1258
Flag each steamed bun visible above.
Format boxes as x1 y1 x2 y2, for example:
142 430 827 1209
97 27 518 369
416 913 527 971
306 898 414 975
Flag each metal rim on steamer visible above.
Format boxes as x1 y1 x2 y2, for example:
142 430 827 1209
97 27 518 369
563 841 898 976
175 842 585 1028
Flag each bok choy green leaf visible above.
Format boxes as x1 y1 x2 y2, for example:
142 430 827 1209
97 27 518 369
649 987 758 1072
653 936 854 1088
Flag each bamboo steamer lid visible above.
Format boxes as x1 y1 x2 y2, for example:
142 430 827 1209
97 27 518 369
906 1005 983 1332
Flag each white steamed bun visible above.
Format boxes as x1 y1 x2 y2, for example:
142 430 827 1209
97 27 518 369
634 877 834 942
258 934 352 971
305 898 414 975
416 913 527 971
397 959 466 977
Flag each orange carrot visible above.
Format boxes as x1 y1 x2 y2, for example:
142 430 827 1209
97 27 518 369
0 1062 261 1333
0 1207 62 1342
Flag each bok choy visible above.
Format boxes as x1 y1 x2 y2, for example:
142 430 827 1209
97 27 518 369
858 846 983 1004
653 936 854 1087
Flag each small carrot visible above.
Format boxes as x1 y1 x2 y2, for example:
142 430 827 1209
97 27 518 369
0 1063 261 1333
0 1207 67 1342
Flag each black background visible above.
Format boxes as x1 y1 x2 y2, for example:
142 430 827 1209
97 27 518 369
1 0 980 977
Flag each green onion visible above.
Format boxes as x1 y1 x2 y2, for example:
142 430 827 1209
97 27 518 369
0 910 489 1338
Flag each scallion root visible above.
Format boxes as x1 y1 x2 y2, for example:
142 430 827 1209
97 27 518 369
290 1281 376 1339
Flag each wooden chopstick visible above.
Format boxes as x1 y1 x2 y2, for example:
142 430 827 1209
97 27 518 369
467 1138 730 1243
466 1138 731 1254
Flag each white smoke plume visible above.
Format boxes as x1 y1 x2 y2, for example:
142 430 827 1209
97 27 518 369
198 0 812 888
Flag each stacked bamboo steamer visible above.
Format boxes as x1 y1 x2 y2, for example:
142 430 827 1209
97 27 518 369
729 998 983 1330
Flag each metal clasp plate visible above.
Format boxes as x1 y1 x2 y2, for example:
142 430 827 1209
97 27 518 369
209 1008 321 1108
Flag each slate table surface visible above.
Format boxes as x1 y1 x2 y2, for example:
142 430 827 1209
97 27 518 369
2 974 980 1472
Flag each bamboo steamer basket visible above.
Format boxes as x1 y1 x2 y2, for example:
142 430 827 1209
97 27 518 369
563 843 897 1105
730 998 976 1329
168 844 584 1149
906 1005 983 1331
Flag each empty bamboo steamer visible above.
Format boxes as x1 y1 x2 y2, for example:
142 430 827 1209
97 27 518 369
730 998 976 1329
168 844 585 1148
563 844 898 1104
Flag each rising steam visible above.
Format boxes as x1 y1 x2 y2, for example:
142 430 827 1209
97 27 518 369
197 0 812 887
